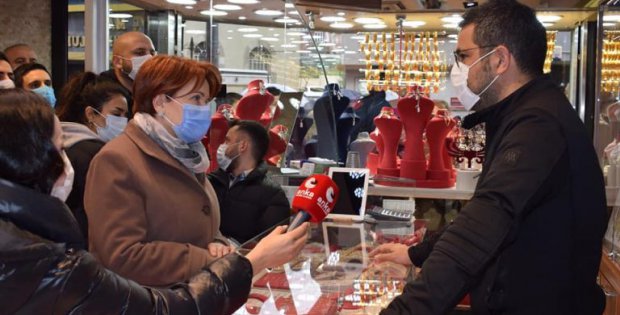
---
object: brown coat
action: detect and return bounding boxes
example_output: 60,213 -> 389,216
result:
84,122 -> 227,287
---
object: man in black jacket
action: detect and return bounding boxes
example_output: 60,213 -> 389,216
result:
209,120 -> 291,244
376,1 -> 608,314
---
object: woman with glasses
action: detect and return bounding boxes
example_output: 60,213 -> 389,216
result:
0,88 -> 309,314
84,55 -> 308,287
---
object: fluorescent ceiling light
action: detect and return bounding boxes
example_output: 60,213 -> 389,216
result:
297,50 -> 311,53
213,4 -> 242,10
291,40 -> 308,44
441,15 -> 463,24
337,12 -> 345,16
260,37 -> 279,41
320,16 -> 346,22
227,37 -> 233,39
285,3 -> 294,8
403,20 -> 426,28
239,16 -> 247,20
320,42 -> 336,47
288,10 -> 300,15
274,17 -> 300,24
604,15 -> 620,22
237,27 -> 258,32
443,23 -> 459,29
537,15 -> 561,23
330,22 -> 354,29
186,29 -> 206,34
243,33 -> 263,38
227,0 -> 258,3
354,17 -> 383,24
255,9 -> 283,16
109,13 -> 133,18
604,22 -> 616,27
363,23 -> 387,29
185,6 -> 193,9
541,22 -> 553,27
166,0 -> 196,4
281,44 -> 296,48
200,9 -> 227,16
344,50 -> 357,54
350,35 -> 365,40
287,31 -> 305,36
447,34 -> 458,39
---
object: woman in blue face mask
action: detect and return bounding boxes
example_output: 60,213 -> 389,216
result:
84,55 -> 301,287
13,63 -> 57,107
55,72 -> 129,241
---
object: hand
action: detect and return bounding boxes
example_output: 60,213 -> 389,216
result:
208,242 -> 233,258
369,243 -> 412,266
245,223 -> 309,275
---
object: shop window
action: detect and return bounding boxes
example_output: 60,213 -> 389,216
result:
249,46 -> 272,71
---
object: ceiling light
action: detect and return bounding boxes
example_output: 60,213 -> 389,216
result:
227,29 -> 233,32
354,17 -> 383,24
303,34 -> 313,39
213,4 -> 242,10
542,22 -> 553,27
441,15 -> 463,24
109,13 -> 133,18
185,29 -> 206,34
255,9 -> 283,16
291,40 -> 308,44
239,16 -> 247,20
447,34 -> 458,39
243,33 -> 263,38
281,44 -> 296,48
274,17 -> 300,24
332,48 -> 345,53
260,37 -> 279,41
363,23 -> 387,29
337,12 -> 345,16
166,0 -> 196,4
185,6 -> 193,9
604,15 -> 620,22
200,9 -> 227,16
604,22 -> 616,27
537,15 -> 561,23
227,0 -> 258,3
238,27 -> 258,32
345,50 -> 357,54
320,16 -> 346,22
403,20 -> 426,28
443,23 -> 459,29
287,31 -> 305,36
330,22 -> 354,29
350,35 -> 365,40
285,3 -> 294,8
288,10 -> 300,15
297,50 -> 311,53
320,42 -> 336,46
227,37 -> 233,39
274,33 -> 280,36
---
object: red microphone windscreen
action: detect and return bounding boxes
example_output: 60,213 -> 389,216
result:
292,174 -> 340,222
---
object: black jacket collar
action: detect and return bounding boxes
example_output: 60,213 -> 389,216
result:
210,162 -> 268,186
462,75 -> 553,130
0,179 -> 85,249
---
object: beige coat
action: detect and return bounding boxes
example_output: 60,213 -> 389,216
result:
84,122 -> 227,286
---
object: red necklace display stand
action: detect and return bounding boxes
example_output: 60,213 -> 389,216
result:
374,107 -> 402,177
397,92 -> 434,180
366,128 -> 383,175
236,79 -> 274,121
424,109 -> 456,187
205,104 -> 235,172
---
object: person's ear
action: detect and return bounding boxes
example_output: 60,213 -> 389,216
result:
84,106 -> 98,123
111,55 -> 123,70
152,94 -> 167,115
494,45 -> 510,75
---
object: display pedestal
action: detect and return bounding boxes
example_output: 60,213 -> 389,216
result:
398,95 -> 434,180
374,107 -> 402,177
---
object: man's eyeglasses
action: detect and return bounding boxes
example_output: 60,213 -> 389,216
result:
453,45 -> 496,68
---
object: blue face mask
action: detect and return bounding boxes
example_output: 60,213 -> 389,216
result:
163,95 -> 213,143
32,85 -> 57,108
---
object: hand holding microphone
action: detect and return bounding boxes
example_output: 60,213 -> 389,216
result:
288,174 -> 340,232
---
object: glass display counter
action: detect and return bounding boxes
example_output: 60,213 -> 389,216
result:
233,219 -> 423,315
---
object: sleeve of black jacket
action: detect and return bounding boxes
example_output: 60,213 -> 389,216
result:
56,250 -> 253,315
407,224 -> 450,267
381,109 -> 566,314
259,187 -> 291,231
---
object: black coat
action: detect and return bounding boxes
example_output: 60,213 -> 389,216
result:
382,75 -> 607,315
208,163 -> 290,244
0,178 -> 252,315
65,139 -> 104,241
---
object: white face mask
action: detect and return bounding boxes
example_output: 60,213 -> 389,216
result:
51,150 -> 75,202
0,79 -> 15,89
217,142 -> 240,171
450,48 -> 499,111
92,107 -> 128,142
123,54 -> 152,80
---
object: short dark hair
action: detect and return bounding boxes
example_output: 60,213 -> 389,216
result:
266,86 -> 281,96
0,89 -> 64,194
0,52 -> 8,64
216,92 -> 242,106
459,0 -> 547,77
56,72 -> 128,123
230,120 -> 270,162
13,63 -> 50,89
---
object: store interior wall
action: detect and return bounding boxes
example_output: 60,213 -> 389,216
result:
0,0 -> 52,70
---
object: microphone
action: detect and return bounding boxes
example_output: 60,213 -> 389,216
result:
287,174 -> 340,232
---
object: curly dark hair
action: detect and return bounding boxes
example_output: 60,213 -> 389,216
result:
0,89 -> 64,193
